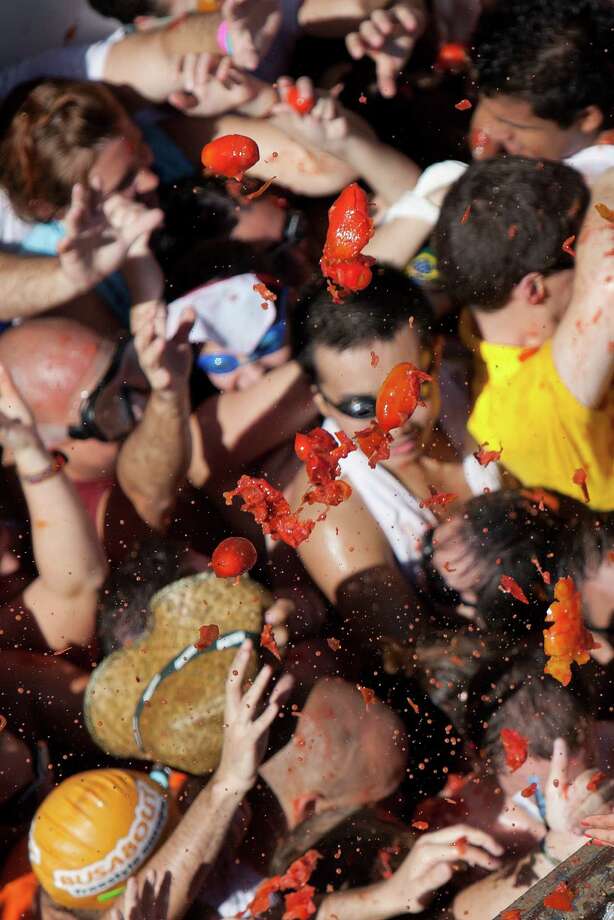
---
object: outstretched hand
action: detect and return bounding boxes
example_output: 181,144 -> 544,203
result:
545,739 -> 614,842
224,0 -> 282,71
387,825 -> 503,913
132,302 -> 194,397
109,871 -> 172,920
168,54 -> 262,116
346,3 -> 424,98
58,184 -> 163,297
216,640 -> 293,794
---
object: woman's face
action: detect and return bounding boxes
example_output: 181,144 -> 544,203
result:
416,515 -> 482,618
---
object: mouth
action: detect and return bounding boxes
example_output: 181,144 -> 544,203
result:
388,426 -> 422,457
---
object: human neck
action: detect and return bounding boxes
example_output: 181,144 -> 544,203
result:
259,754 -> 309,831
471,303 -> 536,348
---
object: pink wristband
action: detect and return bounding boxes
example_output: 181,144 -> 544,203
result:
216,20 -> 233,55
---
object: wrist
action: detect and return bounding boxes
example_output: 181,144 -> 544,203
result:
150,384 -> 191,411
14,438 -> 51,473
210,769 -> 252,802
545,830 -> 584,863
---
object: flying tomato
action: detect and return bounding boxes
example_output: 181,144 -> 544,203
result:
211,536 -> 257,578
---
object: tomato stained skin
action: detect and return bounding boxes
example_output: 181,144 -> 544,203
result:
375,362 -> 432,433
211,536 -> 257,577
201,134 -> 260,179
287,86 -> 315,115
500,728 -> 528,772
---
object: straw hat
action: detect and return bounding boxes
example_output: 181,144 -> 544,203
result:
85,573 -> 268,774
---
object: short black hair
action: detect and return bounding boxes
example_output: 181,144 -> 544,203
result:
96,538 -> 196,655
87,0 -> 160,21
457,489 -> 610,640
291,265 -> 434,381
433,157 -> 589,310
473,0 -> 614,128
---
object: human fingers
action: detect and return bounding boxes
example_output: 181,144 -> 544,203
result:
450,843 -> 501,872
359,17 -> 387,50
393,3 -> 421,33
548,737 -> 569,795
371,8 -> 395,35
264,598 -> 294,626
346,31 -> 366,60
375,56 -> 399,99
582,809 -> 614,829
268,671 -> 294,708
295,75 -> 314,101
422,825 -> 504,857
225,640 -> 253,716
172,307 -> 196,346
240,662 -> 274,713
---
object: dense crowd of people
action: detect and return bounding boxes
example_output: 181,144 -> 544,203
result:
0,1 -> 612,918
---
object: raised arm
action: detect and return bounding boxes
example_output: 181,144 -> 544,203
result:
317,826 -> 502,920
0,364 -> 108,650
102,0 -> 281,102
104,642 -> 293,920
552,168 -> 614,408
0,185 -> 162,322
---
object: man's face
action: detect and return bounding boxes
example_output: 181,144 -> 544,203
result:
312,325 -> 438,471
89,111 -> 158,202
470,95 -> 597,161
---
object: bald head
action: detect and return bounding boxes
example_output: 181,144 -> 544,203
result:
0,318 -> 109,425
261,679 -> 408,824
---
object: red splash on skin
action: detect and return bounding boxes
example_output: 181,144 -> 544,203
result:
544,577 -> 597,686
518,346 -> 540,362
592,308 -> 603,324
443,562 -> 456,573
296,427 -> 356,509
370,351 -> 379,367
460,205 -> 471,224
201,134 -> 260,180
499,575 -> 529,604
562,235 -> 576,257
455,99 -> 472,111
572,467 -> 590,503
473,443 -> 502,466
454,835 -> 468,855
358,685 -> 376,707
543,882 -> 575,911
260,624 -> 281,661
521,783 -> 537,798
500,728 -> 528,772
586,771 -> 607,792
195,624 -> 219,651
211,537 -> 257,578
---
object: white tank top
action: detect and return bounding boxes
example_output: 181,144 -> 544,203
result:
322,418 -> 500,568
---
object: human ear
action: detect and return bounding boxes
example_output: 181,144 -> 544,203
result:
577,105 -> 603,136
517,272 -> 546,306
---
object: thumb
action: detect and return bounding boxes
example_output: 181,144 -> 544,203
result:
173,307 -> 196,346
548,737 -> 569,796
376,59 -> 398,99
168,90 -> 199,111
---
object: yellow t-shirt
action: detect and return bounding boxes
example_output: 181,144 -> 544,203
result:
467,334 -> 614,511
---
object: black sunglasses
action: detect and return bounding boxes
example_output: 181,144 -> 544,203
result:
319,348 -> 435,420
68,338 -> 138,443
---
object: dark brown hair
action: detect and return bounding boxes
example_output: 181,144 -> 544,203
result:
0,80 -> 121,221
